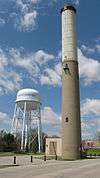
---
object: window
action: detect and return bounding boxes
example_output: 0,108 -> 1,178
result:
65,117 -> 68,122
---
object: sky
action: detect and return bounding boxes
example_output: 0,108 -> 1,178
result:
0,0 -> 100,140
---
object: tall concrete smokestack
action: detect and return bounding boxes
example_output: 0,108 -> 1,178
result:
61,5 -> 81,160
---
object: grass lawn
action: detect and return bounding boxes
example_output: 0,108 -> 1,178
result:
0,152 -> 44,157
87,149 -> 100,155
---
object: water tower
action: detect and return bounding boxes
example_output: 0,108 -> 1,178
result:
11,88 -> 42,152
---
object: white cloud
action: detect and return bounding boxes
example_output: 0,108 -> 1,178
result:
0,112 -> 11,131
9,48 -> 55,80
0,87 -> 4,96
18,11 -> 38,32
0,70 -> 22,94
0,112 -> 8,122
40,47 -> 100,87
16,0 -> 28,14
40,64 -> 61,86
74,0 -> 80,5
55,62 -> 62,76
81,45 -> 95,54
0,49 -> 8,69
4,46 -> 100,90
81,120 -> 94,139
41,106 -> 61,137
51,0 -> 80,6
81,118 -> 100,140
41,107 -> 60,127
95,44 -> 100,53
33,50 -> 54,65
1,45 -> 100,94
57,51 -> 61,60
0,48 -> 22,94
31,0 -> 40,4
78,48 -> 100,85
81,44 -> 100,54
95,37 -> 100,43
9,48 -> 39,76
0,17 -> 5,26
0,47 -> 57,94
81,99 -> 100,116
13,0 -> 40,32
81,98 -> 100,139
39,50 -> 61,86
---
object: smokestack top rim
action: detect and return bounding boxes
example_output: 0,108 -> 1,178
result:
61,5 -> 76,14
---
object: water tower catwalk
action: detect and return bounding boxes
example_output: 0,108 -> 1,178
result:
61,6 -> 81,160
11,89 -> 42,152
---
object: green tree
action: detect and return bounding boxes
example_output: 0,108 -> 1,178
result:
3,133 -> 16,151
0,131 -> 19,152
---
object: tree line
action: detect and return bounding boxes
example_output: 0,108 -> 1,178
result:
0,130 -> 48,153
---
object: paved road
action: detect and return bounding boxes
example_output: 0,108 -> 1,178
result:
0,156 -> 44,166
0,158 -> 100,178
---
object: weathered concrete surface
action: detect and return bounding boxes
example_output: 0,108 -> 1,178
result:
61,6 -> 81,160
0,157 -> 100,178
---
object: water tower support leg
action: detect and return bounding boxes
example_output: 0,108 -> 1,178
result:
15,106 -> 20,134
11,103 -> 17,134
21,102 -> 26,151
38,118 -> 41,153
25,124 -> 28,150
38,106 -> 42,153
28,112 -> 31,151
